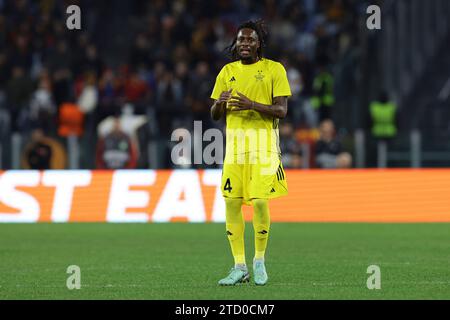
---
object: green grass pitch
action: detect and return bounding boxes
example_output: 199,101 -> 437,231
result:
0,223 -> 449,299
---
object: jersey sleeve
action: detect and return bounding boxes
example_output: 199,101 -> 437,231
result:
210,67 -> 227,100
272,62 -> 292,98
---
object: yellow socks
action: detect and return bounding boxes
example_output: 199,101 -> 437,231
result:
224,198 -> 271,265
252,199 -> 270,260
224,198 -> 246,265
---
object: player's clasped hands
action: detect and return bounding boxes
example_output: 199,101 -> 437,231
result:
228,91 -> 253,111
217,89 -> 233,104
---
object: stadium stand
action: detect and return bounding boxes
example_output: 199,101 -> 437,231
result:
0,0 -> 449,169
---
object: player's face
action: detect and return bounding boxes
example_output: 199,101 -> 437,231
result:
236,28 -> 259,62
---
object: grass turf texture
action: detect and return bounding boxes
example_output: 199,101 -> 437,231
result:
0,223 -> 449,299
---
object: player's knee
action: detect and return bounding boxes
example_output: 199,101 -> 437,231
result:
225,198 -> 243,222
225,198 -> 242,210
252,199 -> 268,214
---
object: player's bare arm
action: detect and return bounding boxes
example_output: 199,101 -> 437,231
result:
228,92 -> 288,119
211,89 -> 233,121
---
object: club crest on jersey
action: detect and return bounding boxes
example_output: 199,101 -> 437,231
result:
254,70 -> 265,81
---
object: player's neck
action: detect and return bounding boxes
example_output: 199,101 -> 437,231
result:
240,57 -> 260,65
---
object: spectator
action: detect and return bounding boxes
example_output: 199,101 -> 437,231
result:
279,122 -> 302,168
156,69 -> 183,107
369,91 -> 398,142
95,117 -> 138,169
77,71 -> 99,115
75,71 -> 100,167
29,70 -> 56,134
97,68 -> 122,123
124,69 -> 151,111
77,71 -> 99,136
187,61 -> 213,124
6,66 -> 34,132
310,56 -> 335,123
315,119 -> 352,169
280,56 -> 303,124
0,51 -> 10,90
367,91 -> 398,168
0,106 -> 10,141
130,33 -> 151,68
47,41 -> 73,107
10,34 -> 32,71
156,68 -> 185,134
174,61 -> 190,92
80,44 -> 103,78
72,33 -> 91,77
21,128 -> 67,169
58,101 -> 85,137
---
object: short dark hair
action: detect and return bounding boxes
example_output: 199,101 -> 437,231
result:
225,19 -> 268,61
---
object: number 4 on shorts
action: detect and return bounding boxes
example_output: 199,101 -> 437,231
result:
224,178 -> 232,193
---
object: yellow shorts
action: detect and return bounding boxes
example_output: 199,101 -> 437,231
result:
221,152 -> 288,205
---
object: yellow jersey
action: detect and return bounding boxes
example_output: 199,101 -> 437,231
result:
211,58 -> 291,155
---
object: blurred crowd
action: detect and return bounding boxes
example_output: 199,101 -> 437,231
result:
0,0 -> 366,170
